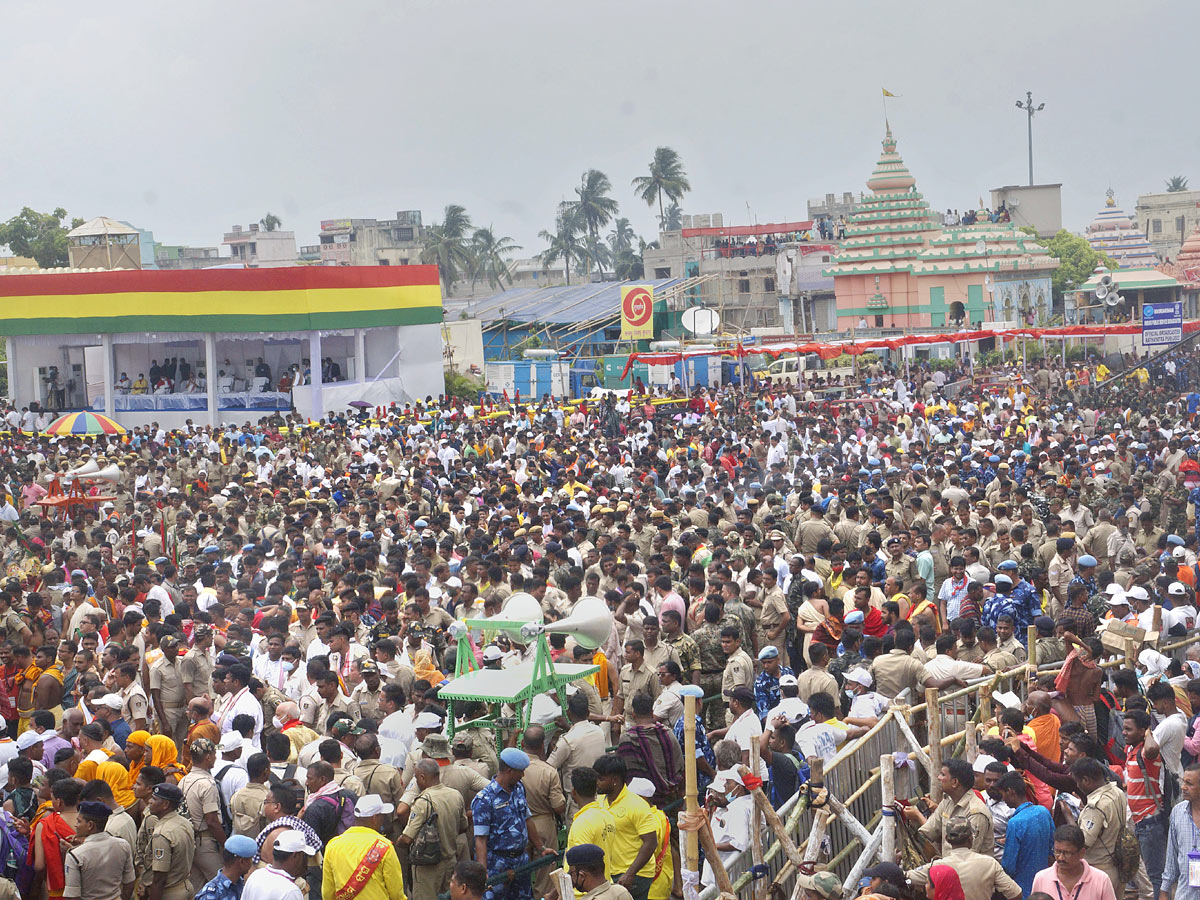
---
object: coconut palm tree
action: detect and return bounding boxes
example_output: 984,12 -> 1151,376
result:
538,205 -> 586,285
607,218 -> 635,258
1166,175 -> 1190,192
569,170 -> 619,272
612,248 -> 644,281
663,203 -> 683,232
420,204 -> 473,294
469,227 -> 521,291
260,213 -> 282,232
585,236 -> 612,279
631,147 -> 692,229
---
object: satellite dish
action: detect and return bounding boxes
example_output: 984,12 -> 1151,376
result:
1007,197 -> 1021,208
681,306 -> 720,336
975,240 -> 987,255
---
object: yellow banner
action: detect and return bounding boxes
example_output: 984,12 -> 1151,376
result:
620,285 -> 654,341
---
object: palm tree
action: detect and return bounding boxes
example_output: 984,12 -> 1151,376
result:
613,248 -> 644,281
585,235 -> 612,279
663,203 -> 683,232
469,227 -> 521,291
1166,175 -> 1190,192
631,147 -> 692,229
569,170 -> 619,273
260,213 -> 282,232
607,218 -> 635,258
420,204 -> 473,294
538,205 -> 586,285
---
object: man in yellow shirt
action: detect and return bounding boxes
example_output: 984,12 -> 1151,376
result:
565,767 -> 616,880
594,756 -> 658,900
626,779 -> 673,900
322,794 -> 407,900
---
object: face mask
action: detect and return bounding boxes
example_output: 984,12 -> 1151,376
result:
271,716 -> 284,729
281,660 -> 295,673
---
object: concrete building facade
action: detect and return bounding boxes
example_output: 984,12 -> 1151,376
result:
318,211 -> 426,266
223,224 -> 297,267
1136,189 -> 1200,262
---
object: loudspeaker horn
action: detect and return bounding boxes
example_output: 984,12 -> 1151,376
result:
69,459 -> 100,477
86,464 -> 121,484
526,595 -> 612,650
497,592 -> 544,642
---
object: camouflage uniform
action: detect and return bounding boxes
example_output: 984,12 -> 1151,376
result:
692,622 -> 726,732
471,779 -> 532,900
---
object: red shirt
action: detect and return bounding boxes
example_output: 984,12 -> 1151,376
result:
1123,741 -> 1162,823
860,606 -> 887,638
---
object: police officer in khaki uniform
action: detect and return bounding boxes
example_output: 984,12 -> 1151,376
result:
63,801 -> 136,900
565,843 -> 632,900
148,783 -> 195,900
351,733 -> 406,840
518,727 -> 567,900
149,635 -> 187,743
400,759 -> 468,900
180,624 -> 215,702
178,738 -> 224,889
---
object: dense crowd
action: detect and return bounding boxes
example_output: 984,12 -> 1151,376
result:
0,339 -> 1199,900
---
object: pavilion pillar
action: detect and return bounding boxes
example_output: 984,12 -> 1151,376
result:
5,339 -> 16,410
204,333 -> 218,428
354,328 -> 366,382
308,331 -> 323,421
101,333 -> 115,419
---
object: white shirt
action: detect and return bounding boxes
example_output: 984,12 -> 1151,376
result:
253,655 -> 289,691
217,687 -> 263,750
1153,711 -> 1189,777
726,709 -> 768,780
216,757 -> 249,805
794,721 -> 846,764
243,865 -> 305,900
703,793 -> 754,887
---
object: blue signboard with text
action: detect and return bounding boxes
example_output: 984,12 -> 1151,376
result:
1142,300 -> 1183,346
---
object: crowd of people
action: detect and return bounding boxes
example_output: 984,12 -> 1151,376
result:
0,339 -> 1197,900
115,356 -> 349,398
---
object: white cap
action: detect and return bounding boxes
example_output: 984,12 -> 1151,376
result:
1104,583 -> 1125,597
628,777 -> 656,799
1127,585 -> 1150,603
1107,593 -> 1130,607
97,694 -> 123,711
219,732 -> 244,753
778,673 -> 799,687
1173,546 -> 1188,559
354,794 -> 395,817
844,667 -> 872,688
972,754 -> 999,773
15,731 -> 43,750
481,645 -> 503,662
1169,581 -> 1188,597
413,712 -> 443,731
273,829 -> 317,856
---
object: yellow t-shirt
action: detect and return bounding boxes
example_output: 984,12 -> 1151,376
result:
647,807 -> 673,900
600,787 -> 659,878
566,801 -> 617,882
321,826 -> 407,900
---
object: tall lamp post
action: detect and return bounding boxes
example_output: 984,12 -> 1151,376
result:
1015,91 -> 1045,186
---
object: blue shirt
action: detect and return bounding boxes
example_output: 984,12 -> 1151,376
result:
195,870 -> 242,900
109,717 -> 132,749
1162,798 -> 1200,900
674,714 -> 716,796
471,779 -> 529,852
1001,801 -> 1055,897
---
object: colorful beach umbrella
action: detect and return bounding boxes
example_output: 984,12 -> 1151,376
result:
43,412 -> 126,436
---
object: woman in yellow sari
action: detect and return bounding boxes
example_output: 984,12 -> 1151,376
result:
125,732 -> 186,784
97,760 -> 137,811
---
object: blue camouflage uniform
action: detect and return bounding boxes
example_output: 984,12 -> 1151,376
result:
754,666 -> 795,721
472,779 -> 532,900
674,713 -> 717,796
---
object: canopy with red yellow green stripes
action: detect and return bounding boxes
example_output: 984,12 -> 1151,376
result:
0,266 -> 442,335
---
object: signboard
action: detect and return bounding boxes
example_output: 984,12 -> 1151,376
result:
1142,300 -> 1183,346
620,285 -> 654,340
320,219 -> 352,232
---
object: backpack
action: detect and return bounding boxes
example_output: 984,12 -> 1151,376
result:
317,792 -> 357,837
268,764 -> 298,787
215,765 -> 237,837
1112,815 -> 1143,885
0,811 -> 31,896
1098,690 -> 1126,765
408,796 -> 444,866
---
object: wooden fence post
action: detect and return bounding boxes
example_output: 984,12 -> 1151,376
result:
749,741 -> 764,890
925,687 -> 943,803
880,753 -> 896,864
684,694 -> 699,876
1027,624 -> 1038,675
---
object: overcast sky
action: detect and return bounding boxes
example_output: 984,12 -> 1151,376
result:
3,0 -> 1198,259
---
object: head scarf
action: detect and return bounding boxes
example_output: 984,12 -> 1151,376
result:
147,733 -> 185,782
97,760 -> 136,809
125,730 -> 151,781
928,865 -> 965,900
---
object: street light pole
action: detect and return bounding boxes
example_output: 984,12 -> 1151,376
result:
1015,91 -> 1045,186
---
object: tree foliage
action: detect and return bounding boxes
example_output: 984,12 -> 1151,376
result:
1036,229 -> 1118,301
0,207 -> 84,268
468,227 -> 521,291
538,204 -> 587,285
631,147 -> 691,229
1165,175 -> 1189,193
420,204 -> 474,293
260,213 -> 282,232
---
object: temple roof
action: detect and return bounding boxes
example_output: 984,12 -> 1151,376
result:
866,124 -> 916,193
1085,191 -> 1158,267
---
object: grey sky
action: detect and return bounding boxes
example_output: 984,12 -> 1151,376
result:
3,0 -> 1197,259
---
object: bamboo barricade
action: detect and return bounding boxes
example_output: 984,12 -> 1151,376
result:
695,626 -> 1200,900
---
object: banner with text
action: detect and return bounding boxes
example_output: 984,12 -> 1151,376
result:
620,285 -> 654,340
